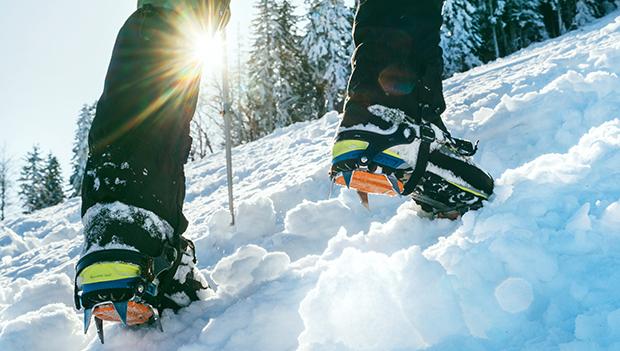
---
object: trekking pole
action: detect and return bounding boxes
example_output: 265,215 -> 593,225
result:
221,30 -> 235,225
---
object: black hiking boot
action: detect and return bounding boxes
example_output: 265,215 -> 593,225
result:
74,202 -> 209,343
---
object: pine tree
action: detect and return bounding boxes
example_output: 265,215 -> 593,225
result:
503,0 -> 547,52
273,0 -> 320,125
573,0 -> 599,26
69,102 -> 96,197
18,145 -> 44,213
245,0 -> 321,138
442,0 -> 483,77
472,0 -> 617,66
191,77 -> 221,160
302,0 -> 353,114
544,0 -> 568,36
0,147 -> 10,221
231,25 -> 251,145
271,0 -> 295,128
247,0 -> 278,138
602,1 -> 618,15
475,0 -> 508,61
41,154 -> 64,208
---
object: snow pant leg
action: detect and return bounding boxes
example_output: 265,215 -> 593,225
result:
81,5 -> 201,243
342,0 -> 445,129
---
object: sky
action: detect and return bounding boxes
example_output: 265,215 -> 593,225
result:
0,0 -> 322,215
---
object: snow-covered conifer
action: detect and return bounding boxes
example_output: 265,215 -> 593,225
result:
504,0 -> 547,51
0,147 -> 10,221
18,145 -> 44,213
480,0 -> 504,60
231,27 -> 251,145
247,0 -> 278,137
273,0 -> 319,125
442,0 -> 483,77
573,0 -> 600,26
544,0 -> 567,36
41,154 -> 64,208
69,102 -> 96,197
302,0 -> 353,114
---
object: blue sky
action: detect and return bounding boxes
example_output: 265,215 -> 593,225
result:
0,0 -> 350,215
0,1 -> 132,167
0,0 -> 258,172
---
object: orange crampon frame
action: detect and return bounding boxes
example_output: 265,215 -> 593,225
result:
92,301 -> 153,326
334,170 -> 403,195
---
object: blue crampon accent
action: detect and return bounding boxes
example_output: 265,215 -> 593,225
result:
81,278 -> 139,294
332,150 -> 365,165
372,153 -> 408,169
333,150 -> 407,170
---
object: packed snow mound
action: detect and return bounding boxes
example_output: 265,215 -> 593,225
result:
2,12 -> 620,351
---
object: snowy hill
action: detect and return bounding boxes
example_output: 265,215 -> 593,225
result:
2,12 -> 620,351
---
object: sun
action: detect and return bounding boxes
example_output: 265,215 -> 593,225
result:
189,31 -> 224,74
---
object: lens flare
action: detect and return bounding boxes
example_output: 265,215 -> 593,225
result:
94,7 -> 225,149
189,32 -> 224,73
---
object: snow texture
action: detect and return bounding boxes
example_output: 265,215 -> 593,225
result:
1,11 -> 620,351
82,201 -> 174,254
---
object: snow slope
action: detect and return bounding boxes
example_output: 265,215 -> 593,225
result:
2,12 -> 620,351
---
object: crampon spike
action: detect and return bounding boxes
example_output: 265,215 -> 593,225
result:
357,191 -> 370,209
113,301 -> 129,326
342,171 -> 353,189
83,308 -> 92,334
328,179 -> 335,199
387,175 -> 402,195
152,309 -> 164,332
95,317 -> 104,344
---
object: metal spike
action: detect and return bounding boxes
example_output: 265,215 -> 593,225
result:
83,308 -> 92,334
357,191 -> 370,209
152,309 -> 164,332
113,301 -> 128,326
343,171 -> 353,189
328,179 -> 335,199
95,317 -> 105,344
387,175 -> 402,195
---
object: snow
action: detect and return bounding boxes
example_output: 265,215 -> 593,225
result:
0,304 -> 88,351
211,244 -> 291,296
494,277 -> 534,314
83,201 -> 175,248
1,11 -> 620,351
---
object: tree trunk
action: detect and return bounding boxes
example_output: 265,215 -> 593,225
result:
488,0 -> 500,59
557,2 -> 565,35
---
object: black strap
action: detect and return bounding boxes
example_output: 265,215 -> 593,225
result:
401,124 -> 434,196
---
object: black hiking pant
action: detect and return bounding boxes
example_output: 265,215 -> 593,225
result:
81,6 -> 199,238
81,0 -> 446,242
342,0 -> 446,130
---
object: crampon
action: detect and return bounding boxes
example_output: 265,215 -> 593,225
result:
330,123 -> 493,219
74,246 -> 178,343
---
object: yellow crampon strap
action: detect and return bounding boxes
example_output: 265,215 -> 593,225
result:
332,140 -> 369,158
446,180 -> 489,199
77,262 -> 142,286
332,140 -> 403,160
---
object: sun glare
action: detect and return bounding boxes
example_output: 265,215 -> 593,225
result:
189,32 -> 224,74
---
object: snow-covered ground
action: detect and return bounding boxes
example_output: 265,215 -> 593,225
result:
2,12 -> 620,351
